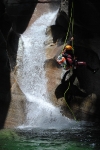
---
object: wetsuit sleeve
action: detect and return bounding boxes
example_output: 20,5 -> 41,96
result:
62,53 -> 68,57
67,39 -> 72,45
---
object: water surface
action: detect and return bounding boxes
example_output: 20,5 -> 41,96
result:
0,122 -> 100,150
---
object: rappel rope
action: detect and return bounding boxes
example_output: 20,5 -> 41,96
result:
71,2 -> 74,49
62,1 -> 74,53
62,1 -> 77,121
64,82 -> 77,121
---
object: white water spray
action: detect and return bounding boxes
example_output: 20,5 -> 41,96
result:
16,8 -> 77,129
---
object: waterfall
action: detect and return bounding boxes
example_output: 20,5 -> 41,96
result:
16,7 -> 77,129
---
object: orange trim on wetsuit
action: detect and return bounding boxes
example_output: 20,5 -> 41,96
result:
57,57 -> 66,64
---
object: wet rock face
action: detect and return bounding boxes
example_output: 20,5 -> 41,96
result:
74,0 -> 100,33
73,0 -> 100,120
4,81 -> 26,128
49,0 -> 100,121
5,0 -> 38,34
0,0 -> 100,128
52,0 -> 100,98
73,0 -> 100,121
1,0 -> 62,128
0,0 -> 38,129
0,30 -> 11,129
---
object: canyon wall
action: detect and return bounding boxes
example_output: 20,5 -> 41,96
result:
0,0 -> 100,128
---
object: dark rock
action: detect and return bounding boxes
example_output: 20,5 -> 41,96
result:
0,0 -> 38,129
5,0 -> 38,34
7,28 -> 20,70
0,30 -> 11,129
52,0 -> 100,121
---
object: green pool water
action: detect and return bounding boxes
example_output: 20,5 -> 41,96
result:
0,122 -> 100,150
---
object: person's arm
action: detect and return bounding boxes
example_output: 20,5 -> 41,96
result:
67,37 -> 74,45
62,52 -> 68,57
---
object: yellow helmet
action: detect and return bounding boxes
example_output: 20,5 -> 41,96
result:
65,45 -> 72,50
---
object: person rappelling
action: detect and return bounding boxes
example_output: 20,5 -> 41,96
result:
56,37 -> 87,71
55,0 -> 100,121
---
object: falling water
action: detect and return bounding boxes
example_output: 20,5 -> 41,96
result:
16,7 -> 78,129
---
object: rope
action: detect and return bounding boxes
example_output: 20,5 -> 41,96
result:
71,2 -> 74,49
64,81 -> 77,121
59,1 -> 76,120
62,1 -> 74,53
